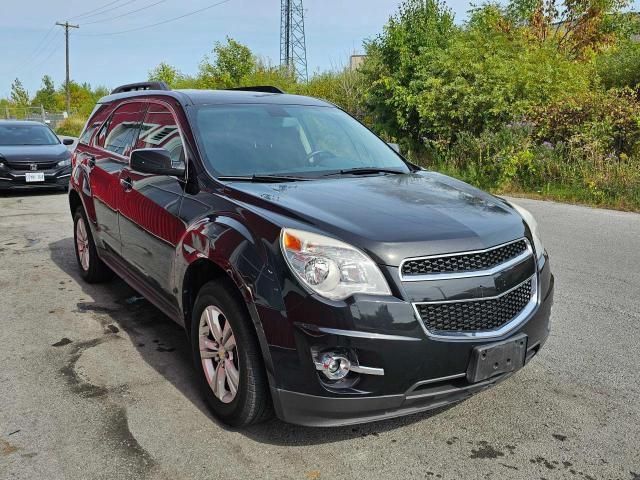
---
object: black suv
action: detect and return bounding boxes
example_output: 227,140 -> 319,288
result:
69,82 -> 554,427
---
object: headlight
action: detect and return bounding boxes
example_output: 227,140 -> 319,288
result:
57,158 -> 71,167
281,228 -> 391,301
510,202 -> 545,261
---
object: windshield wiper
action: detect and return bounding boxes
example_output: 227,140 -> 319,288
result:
322,167 -> 406,177
217,174 -> 309,183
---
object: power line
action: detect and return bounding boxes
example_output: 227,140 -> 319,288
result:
13,30 -> 64,77
18,33 -> 65,80
35,38 -> 64,71
67,0 -> 134,21
25,25 -> 57,63
82,0 -> 166,25
0,24 -> 56,75
79,0 -> 232,36
71,0 -> 138,22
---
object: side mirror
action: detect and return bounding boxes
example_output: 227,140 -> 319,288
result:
130,148 -> 185,177
387,142 -> 401,154
62,138 -> 75,146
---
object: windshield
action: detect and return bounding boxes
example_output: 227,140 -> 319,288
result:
0,124 -> 60,146
193,104 -> 410,177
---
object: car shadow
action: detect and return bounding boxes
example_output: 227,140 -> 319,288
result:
1,188 -> 67,198
48,236 -> 458,446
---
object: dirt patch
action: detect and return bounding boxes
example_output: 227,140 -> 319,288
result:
1,438 -> 19,455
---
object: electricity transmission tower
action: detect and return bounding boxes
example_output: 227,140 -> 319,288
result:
280,0 -> 308,81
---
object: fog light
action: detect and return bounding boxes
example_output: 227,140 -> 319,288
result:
318,352 -> 351,380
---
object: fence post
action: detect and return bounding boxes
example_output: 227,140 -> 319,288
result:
40,104 -> 46,123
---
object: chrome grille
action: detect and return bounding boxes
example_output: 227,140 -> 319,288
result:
414,279 -> 533,334
401,239 -> 528,277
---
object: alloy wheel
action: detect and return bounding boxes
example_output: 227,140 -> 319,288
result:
198,305 -> 240,404
76,217 -> 90,271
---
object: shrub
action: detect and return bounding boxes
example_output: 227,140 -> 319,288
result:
362,1 -> 596,149
596,41 -> 640,89
56,115 -> 86,137
528,88 -> 640,156
423,125 -> 537,188
419,127 -> 640,210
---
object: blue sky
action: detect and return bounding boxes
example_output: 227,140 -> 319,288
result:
1,0 -> 638,99
0,0 -> 473,98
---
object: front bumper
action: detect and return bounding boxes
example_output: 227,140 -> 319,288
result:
0,167 -> 71,190
274,371 -> 517,427
268,258 -> 554,427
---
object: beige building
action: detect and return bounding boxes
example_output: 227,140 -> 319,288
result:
350,54 -> 367,71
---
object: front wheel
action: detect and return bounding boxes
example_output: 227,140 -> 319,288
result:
190,280 -> 273,427
73,208 -> 112,283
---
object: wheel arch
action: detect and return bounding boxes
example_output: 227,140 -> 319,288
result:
180,256 -> 278,390
181,258 -> 232,332
68,188 -> 82,216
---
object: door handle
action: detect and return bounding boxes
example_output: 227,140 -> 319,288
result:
120,177 -> 133,191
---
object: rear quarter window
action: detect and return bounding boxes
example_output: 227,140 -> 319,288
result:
94,101 -> 147,157
79,104 -> 111,146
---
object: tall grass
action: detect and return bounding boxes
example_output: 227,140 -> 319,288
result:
414,126 -> 640,211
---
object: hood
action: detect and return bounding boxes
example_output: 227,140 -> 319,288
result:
227,171 -> 527,266
0,144 -> 70,163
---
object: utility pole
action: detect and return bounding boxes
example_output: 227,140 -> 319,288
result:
55,21 -> 79,115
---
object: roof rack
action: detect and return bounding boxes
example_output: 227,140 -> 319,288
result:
111,81 -> 171,94
226,86 -> 284,94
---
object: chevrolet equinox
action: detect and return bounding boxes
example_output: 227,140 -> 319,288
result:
69,82 -> 554,427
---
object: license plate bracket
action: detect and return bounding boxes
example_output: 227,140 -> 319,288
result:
25,172 -> 45,182
467,333 -> 527,383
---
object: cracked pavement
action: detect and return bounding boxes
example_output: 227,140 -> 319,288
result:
0,192 -> 639,479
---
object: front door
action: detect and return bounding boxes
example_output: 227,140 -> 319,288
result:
118,100 -> 188,304
88,101 -> 146,254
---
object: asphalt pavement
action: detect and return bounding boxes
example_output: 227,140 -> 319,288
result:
1,192 -> 639,480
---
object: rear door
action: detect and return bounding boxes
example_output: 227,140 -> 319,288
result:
118,100 -> 188,304
87,101 -> 146,254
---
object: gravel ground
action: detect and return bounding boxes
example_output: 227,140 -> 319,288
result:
0,191 -> 639,480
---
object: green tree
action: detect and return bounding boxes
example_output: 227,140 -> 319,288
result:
410,18 -> 593,143
32,75 -> 57,111
148,62 -> 185,88
361,0 -> 457,147
54,81 -> 108,117
199,37 -> 255,87
505,0 -> 631,58
10,78 -> 30,108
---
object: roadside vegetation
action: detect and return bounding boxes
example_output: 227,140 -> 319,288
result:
2,0 -> 638,210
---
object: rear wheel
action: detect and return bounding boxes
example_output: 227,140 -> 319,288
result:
190,280 -> 273,427
73,208 -> 112,283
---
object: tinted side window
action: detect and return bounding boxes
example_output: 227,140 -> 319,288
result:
80,104 -> 108,145
136,103 -> 185,168
96,102 -> 146,157
79,125 -> 97,145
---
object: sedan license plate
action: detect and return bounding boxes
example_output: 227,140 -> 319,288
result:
25,172 -> 45,182
467,334 -> 527,383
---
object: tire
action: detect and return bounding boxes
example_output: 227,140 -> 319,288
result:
190,280 -> 273,427
73,207 -> 113,283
